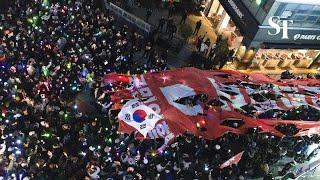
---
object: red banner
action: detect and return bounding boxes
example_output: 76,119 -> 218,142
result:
107,68 -> 320,140
220,151 -> 244,169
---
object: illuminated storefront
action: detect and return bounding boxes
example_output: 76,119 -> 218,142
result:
203,0 -> 320,71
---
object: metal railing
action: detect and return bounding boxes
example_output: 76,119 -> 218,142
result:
104,1 -> 152,34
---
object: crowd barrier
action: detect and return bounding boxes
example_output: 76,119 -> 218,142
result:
104,1 -> 152,34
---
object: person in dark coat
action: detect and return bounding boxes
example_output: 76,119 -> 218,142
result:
168,24 -> 177,40
193,20 -> 202,35
180,10 -> 188,24
158,16 -> 166,32
146,9 -> 152,23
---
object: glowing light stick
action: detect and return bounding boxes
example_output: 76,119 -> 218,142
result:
41,132 -> 51,138
66,62 -> 72,69
42,67 -> 49,77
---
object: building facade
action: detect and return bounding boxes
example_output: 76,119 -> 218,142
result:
203,0 -> 320,70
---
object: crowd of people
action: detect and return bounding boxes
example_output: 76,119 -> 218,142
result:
190,33 -> 235,70
0,0 -> 320,180
281,70 -> 320,80
0,0 -> 168,179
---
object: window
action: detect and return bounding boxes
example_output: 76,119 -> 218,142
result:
272,3 -> 320,28
311,5 -> 320,14
262,0 -> 275,12
281,11 -> 293,18
306,16 -> 318,23
284,3 -> 298,12
296,4 -> 313,14
242,0 -> 254,9
241,0 -> 274,23
274,3 -> 286,17
293,14 -> 306,21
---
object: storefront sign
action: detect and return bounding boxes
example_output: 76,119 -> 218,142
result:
293,34 -> 320,41
227,0 -> 244,19
267,16 -> 320,43
268,16 -> 293,39
255,27 -> 320,49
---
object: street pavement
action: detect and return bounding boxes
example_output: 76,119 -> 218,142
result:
127,5 -> 218,68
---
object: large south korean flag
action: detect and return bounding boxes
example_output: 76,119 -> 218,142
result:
118,99 -> 162,137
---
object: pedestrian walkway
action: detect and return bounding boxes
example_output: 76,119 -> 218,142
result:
168,45 -> 193,68
187,14 -> 217,45
129,7 -> 218,46
128,5 -> 219,67
126,5 -> 318,76
105,2 -> 152,34
127,7 -> 169,27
